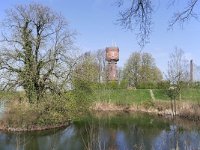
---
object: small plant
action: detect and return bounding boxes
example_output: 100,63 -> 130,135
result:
167,86 -> 179,100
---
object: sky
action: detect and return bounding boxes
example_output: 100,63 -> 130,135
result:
0,0 -> 200,77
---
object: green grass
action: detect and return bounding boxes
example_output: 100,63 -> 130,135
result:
93,88 -> 200,105
153,89 -> 170,101
153,88 -> 200,102
181,88 -> 200,102
93,89 -> 151,105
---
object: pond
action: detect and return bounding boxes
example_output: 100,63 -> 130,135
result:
0,112 -> 200,150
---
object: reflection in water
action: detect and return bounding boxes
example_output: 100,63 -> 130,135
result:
0,101 -> 6,119
0,113 -> 200,150
153,125 -> 200,150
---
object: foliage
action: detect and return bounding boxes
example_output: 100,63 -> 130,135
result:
2,97 -> 68,128
157,81 -> 170,89
1,90 -> 93,128
123,51 -> 162,88
167,87 -> 179,100
105,81 -> 119,89
73,52 -> 99,83
0,3 -> 76,103
137,81 -> 157,89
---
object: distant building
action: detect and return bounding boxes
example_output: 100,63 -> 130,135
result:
105,47 -> 119,81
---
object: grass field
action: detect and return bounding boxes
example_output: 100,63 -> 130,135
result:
152,89 -> 170,100
181,88 -> 200,102
93,89 -> 151,105
153,88 -> 200,102
1,88 -> 200,104
93,88 -> 200,105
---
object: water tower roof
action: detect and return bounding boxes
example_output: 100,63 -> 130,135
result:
105,47 -> 119,61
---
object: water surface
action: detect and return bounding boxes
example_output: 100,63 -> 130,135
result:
0,112 -> 200,150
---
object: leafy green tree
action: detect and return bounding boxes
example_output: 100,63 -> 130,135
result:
123,52 -> 141,87
123,52 -> 162,88
0,3 -> 76,103
73,52 -> 99,84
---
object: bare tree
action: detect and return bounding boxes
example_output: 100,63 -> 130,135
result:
0,3 -> 76,103
116,0 -> 200,47
167,48 -> 189,87
95,49 -> 106,83
167,48 -> 189,116
169,0 -> 199,27
116,0 -> 152,47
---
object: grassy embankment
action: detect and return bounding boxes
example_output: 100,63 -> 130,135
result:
93,89 -> 151,105
93,88 -> 200,104
92,88 -> 200,120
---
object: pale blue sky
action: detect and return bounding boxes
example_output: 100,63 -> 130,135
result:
0,0 -> 200,75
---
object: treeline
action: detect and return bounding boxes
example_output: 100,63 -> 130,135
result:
73,47 -> 197,91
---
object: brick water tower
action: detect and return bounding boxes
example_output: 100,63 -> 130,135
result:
106,47 -> 119,81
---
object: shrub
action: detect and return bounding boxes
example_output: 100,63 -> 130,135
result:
137,82 -> 157,89
157,81 -> 170,89
105,81 -> 119,89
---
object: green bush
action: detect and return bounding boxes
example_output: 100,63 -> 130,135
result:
157,81 -> 170,89
1,79 -> 94,129
105,81 -> 119,89
137,82 -> 157,89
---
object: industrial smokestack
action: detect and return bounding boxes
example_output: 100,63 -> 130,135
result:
190,59 -> 193,82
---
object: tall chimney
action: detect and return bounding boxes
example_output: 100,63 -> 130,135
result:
190,59 -> 193,82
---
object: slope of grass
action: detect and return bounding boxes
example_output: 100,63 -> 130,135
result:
93,89 -> 151,105
153,89 -> 170,101
93,88 -> 200,105
181,88 -> 200,102
153,88 -> 200,102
